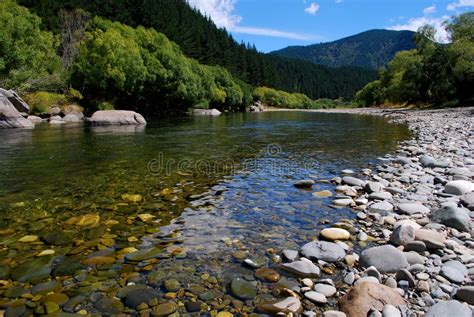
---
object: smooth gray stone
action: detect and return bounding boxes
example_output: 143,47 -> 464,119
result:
360,245 -> 408,273
431,206 -> 471,232
300,241 -> 346,263
440,260 -> 467,284
425,300 -> 471,317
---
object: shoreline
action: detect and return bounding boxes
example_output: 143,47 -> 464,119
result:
274,106 -> 473,316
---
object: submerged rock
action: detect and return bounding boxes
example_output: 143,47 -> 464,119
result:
230,278 -> 257,300
11,257 -> 52,283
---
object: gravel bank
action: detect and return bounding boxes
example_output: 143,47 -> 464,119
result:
277,107 -> 474,316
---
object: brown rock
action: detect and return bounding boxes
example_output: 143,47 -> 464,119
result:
255,268 -> 280,282
415,229 -> 446,249
339,282 -> 405,317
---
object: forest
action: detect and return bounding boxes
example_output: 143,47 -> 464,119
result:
18,0 -> 377,101
355,13 -> 474,108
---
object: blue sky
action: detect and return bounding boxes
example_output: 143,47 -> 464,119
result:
187,0 -> 474,52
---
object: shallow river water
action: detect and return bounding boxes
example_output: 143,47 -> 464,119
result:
0,111 -> 410,315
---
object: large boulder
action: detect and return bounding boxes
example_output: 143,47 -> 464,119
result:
193,108 -> 221,116
430,206 -> 471,232
0,88 -> 30,113
360,245 -> 408,273
88,110 -> 146,126
338,282 -> 405,317
0,95 -> 34,129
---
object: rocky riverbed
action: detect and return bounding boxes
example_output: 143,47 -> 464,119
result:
0,107 -> 472,316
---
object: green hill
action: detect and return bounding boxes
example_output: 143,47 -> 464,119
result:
19,0 -> 376,100
271,29 -> 416,69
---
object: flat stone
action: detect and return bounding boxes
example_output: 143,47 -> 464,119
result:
360,245 -> 408,273
320,228 -> 350,241
304,291 -> 327,304
66,214 -> 100,227
281,258 -> 320,278
323,311 -> 347,317
431,206 -> 471,232
426,300 -> 471,317
415,229 -> 446,249
314,284 -> 337,297
455,286 -> 474,305
365,182 -> 385,193
440,260 -> 467,284
369,192 -> 392,200
125,248 -> 163,262
314,190 -> 333,198
444,180 -> 474,195
230,278 -> 257,300
397,203 -> 430,215
300,241 -> 346,263
333,198 -> 354,206
368,201 -> 394,214
257,297 -> 303,315
342,176 -> 366,187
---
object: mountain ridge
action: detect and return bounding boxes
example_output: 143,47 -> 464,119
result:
270,29 -> 416,69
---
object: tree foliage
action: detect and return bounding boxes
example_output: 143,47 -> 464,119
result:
70,17 -> 249,114
356,12 -> 474,107
0,0 -> 61,90
20,0 -> 377,100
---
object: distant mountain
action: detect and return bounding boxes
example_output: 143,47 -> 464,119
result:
271,29 -> 416,69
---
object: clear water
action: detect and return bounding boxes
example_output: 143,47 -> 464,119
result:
0,111 -> 410,311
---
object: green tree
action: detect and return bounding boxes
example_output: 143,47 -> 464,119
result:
0,0 -> 61,90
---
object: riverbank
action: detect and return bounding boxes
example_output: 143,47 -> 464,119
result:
0,107 -> 471,316
270,106 -> 473,316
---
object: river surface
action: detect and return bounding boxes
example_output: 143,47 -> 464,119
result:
0,111 -> 410,314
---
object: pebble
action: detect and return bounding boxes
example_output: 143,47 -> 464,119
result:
281,258 -> 320,278
304,291 -> 327,304
320,228 -> 350,241
314,283 -> 337,297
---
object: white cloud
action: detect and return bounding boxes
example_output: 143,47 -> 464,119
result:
187,0 -> 315,40
388,16 -> 450,43
335,0 -> 343,4
447,0 -> 474,11
233,26 -> 315,41
423,5 -> 436,15
304,2 -> 320,15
